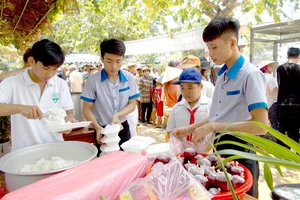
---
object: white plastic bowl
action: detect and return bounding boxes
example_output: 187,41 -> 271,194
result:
146,143 -> 170,158
101,124 -> 120,137
100,144 -> 120,153
0,141 -> 97,192
101,136 -> 120,147
121,140 -> 149,154
105,141 -> 120,147
130,136 -> 155,145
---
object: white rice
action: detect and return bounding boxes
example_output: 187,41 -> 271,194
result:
44,107 -> 67,126
19,156 -> 79,172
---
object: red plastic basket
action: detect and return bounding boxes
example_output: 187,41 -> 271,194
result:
147,154 -> 253,200
212,163 -> 253,200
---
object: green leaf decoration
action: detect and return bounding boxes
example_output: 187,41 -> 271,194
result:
264,163 -> 274,190
213,121 -> 300,191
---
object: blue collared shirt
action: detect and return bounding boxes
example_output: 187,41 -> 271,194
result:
209,55 -> 268,123
80,69 -> 140,126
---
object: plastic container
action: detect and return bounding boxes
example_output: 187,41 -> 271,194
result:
121,140 -> 149,154
101,136 -> 120,147
101,124 -> 120,137
0,141 -> 97,192
271,183 -> 300,200
211,164 -> 253,200
130,136 -> 155,145
146,143 -> 170,158
100,144 -> 120,153
146,153 -> 253,200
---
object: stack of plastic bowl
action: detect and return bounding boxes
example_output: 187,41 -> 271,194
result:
100,124 -> 121,156
146,143 -> 170,159
121,136 -> 155,155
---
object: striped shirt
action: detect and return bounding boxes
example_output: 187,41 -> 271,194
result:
209,55 -> 268,123
138,75 -> 153,103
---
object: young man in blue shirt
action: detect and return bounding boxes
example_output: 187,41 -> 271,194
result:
81,38 -> 140,156
173,17 -> 268,198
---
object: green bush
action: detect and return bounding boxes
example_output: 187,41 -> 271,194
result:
0,116 -> 11,143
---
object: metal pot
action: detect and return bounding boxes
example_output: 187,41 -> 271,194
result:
0,141 -> 97,192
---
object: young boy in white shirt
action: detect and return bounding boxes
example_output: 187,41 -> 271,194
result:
166,68 -> 213,153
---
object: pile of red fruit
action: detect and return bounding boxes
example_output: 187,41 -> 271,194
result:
153,147 -> 247,196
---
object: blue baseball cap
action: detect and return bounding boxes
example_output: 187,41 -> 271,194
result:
172,68 -> 202,85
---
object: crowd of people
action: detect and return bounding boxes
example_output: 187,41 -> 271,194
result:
0,16 -> 300,198
56,63 -> 103,93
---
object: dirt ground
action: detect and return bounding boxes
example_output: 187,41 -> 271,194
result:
137,123 -> 300,200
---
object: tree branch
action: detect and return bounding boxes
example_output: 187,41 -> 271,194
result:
202,0 -> 219,12
24,6 -> 54,40
13,0 -> 30,34
1,0 -> 5,19
203,10 -> 216,19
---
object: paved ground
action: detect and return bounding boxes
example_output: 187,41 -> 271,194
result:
137,123 -> 300,200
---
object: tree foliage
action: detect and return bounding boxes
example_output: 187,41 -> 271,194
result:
1,0 -> 299,56
45,0 -> 299,55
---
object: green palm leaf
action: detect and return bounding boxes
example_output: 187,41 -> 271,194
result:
264,163 -> 274,190
213,121 -> 300,192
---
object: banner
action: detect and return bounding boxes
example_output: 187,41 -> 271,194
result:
124,27 -> 206,55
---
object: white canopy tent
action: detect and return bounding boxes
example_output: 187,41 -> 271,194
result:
124,27 -> 206,55
64,53 -> 101,64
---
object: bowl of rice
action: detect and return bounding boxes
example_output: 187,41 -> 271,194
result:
0,141 -> 97,192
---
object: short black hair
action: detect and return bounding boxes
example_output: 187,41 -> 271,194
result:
287,47 -> 300,58
168,60 -> 174,67
31,39 -> 65,68
202,16 -> 240,43
100,38 -> 126,58
23,48 -> 31,63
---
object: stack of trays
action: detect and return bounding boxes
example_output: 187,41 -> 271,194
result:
100,124 -> 121,156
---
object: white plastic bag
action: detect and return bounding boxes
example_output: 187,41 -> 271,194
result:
120,161 -> 213,200
169,133 -> 214,155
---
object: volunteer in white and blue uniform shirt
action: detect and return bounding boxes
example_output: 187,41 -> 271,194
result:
81,38 -> 140,156
173,17 -> 268,198
0,39 -> 76,151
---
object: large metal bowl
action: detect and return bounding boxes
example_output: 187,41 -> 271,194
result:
0,141 -> 97,192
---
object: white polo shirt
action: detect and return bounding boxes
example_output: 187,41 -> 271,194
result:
80,69 -> 140,126
0,68 -> 74,151
202,80 -> 215,98
167,95 -> 212,132
209,56 -> 268,123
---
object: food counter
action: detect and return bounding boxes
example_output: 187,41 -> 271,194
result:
2,151 -> 150,200
63,127 -> 94,144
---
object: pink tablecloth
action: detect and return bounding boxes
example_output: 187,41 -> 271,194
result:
3,151 -> 150,200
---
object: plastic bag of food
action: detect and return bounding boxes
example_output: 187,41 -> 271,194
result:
169,133 -> 214,155
120,161 -> 213,200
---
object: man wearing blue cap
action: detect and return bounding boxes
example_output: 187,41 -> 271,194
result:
166,68 -> 213,153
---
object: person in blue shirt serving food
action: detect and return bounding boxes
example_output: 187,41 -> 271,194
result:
172,16 -> 268,198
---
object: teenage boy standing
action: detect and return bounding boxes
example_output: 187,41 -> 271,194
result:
173,17 -> 268,198
0,39 -> 76,151
80,38 -> 140,156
